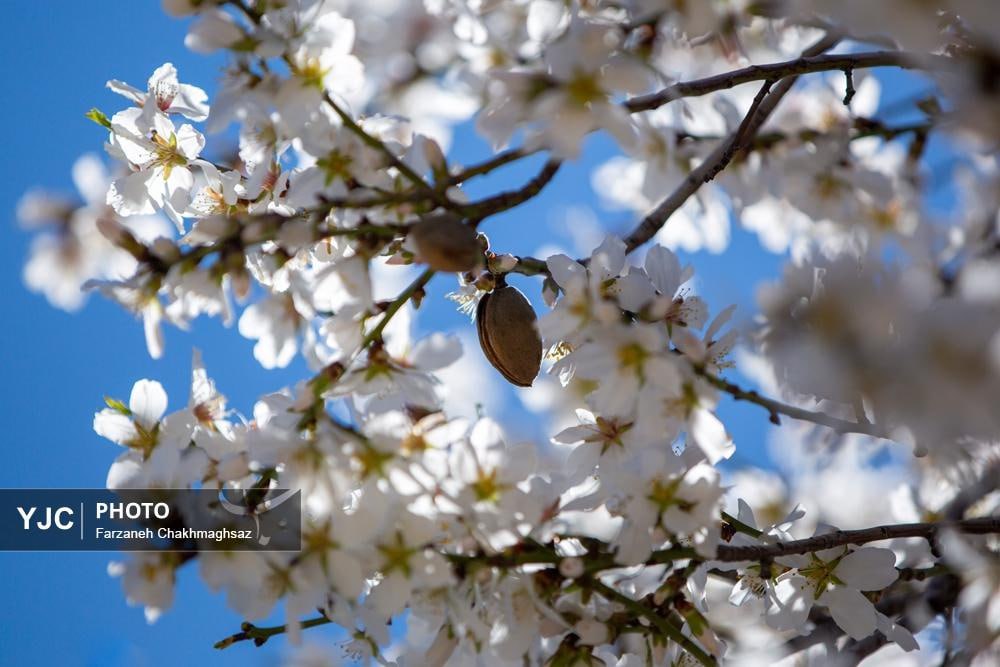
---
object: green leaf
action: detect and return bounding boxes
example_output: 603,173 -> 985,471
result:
85,108 -> 112,130
104,396 -> 131,415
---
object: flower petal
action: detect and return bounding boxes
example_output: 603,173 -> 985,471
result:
836,547 -> 898,591
820,586 -> 877,640
129,379 -> 168,429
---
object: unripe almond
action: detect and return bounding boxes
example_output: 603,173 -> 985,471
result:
477,283 -> 542,387
410,213 -> 482,273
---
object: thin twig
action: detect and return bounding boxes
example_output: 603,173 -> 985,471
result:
318,91 -> 452,210
215,615 -> 332,649
696,367 -> 891,438
458,159 -> 562,220
448,146 -> 542,184
624,51 -> 952,113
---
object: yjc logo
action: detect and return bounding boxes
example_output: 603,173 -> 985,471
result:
17,506 -> 74,530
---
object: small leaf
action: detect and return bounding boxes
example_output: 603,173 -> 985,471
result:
104,396 -> 131,415
85,108 -> 112,130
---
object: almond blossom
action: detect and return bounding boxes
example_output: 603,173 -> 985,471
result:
106,107 -> 206,228
16,1 -> 1000,664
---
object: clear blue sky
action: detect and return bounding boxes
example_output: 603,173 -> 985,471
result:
0,4 -> 941,665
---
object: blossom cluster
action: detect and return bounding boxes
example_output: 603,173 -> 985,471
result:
17,0 -> 1000,665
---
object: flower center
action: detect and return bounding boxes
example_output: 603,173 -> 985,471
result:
151,132 -> 188,179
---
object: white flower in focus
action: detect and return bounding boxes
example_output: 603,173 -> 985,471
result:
94,379 -> 168,453
611,452 -> 724,562
273,8 -> 364,132
551,408 -> 642,481
106,107 -> 206,228
335,333 -> 463,410
568,323 -> 677,416
768,544 -> 901,642
107,62 -> 209,121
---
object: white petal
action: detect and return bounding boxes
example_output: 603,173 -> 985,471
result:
107,172 -> 156,217
174,124 -> 205,160
367,572 -> 411,617
94,410 -> 138,445
106,79 -> 145,104
129,379 -> 167,429
143,304 -> 165,359
689,408 -> 735,464
836,548 -> 898,591
173,83 -> 210,121
590,236 -> 626,281
645,245 -> 682,296
766,576 -> 812,631
875,611 -> 919,651
551,424 -> 595,445
546,254 -> 586,290
820,586 -> 877,641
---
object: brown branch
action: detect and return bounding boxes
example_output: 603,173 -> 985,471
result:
622,32 -> 843,253
624,51 -> 953,114
714,517 -> 1000,561
458,159 -> 562,220
448,146 -> 542,184
696,367 -> 891,438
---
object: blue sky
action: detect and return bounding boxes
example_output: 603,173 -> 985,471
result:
0,4 -> 944,665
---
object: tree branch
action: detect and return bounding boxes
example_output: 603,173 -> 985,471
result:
714,517 -> 1000,561
622,32 -> 843,253
589,580 -> 716,666
215,615 -> 332,649
458,159 -> 562,220
317,90 -> 453,210
624,51 -> 953,114
695,367 -> 891,438
448,146 -> 541,184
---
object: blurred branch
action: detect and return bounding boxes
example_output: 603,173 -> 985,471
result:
625,50 -> 953,113
215,615 -> 332,649
589,580 -> 716,666
448,146 -> 542,184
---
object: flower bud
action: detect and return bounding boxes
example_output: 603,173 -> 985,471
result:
476,284 -> 542,387
410,213 -> 482,273
488,252 -> 518,274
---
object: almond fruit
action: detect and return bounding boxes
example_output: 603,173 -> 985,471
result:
477,283 -> 542,387
410,213 -> 482,273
